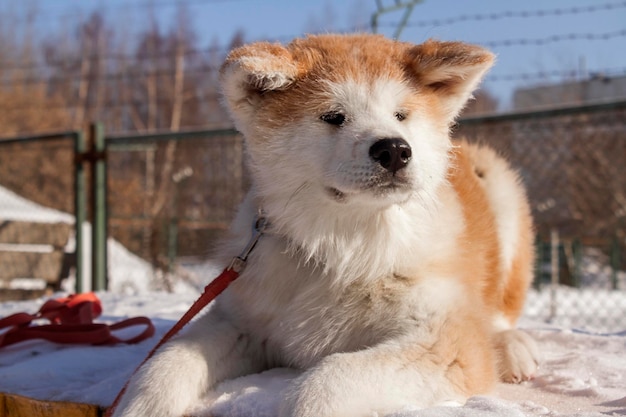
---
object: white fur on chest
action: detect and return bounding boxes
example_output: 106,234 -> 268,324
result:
217,186 -> 465,368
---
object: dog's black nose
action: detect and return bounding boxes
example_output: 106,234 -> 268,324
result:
369,138 -> 412,173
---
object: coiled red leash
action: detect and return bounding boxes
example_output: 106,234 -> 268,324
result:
104,214 -> 267,417
0,292 -> 154,348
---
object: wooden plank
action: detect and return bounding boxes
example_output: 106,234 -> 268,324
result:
0,393 -> 203,417
0,288 -> 48,302
0,221 -> 72,247
0,251 -> 65,282
1,392 -> 101,417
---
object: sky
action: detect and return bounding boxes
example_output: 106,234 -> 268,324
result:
2,0 -> 626,110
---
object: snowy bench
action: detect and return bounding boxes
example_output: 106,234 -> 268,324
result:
0,220 -> 72,301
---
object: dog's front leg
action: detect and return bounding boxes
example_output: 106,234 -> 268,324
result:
112,309 -> 264,417
280,349 -> 453,417
280,327 -> 495,417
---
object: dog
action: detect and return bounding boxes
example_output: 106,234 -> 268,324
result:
113,34 -> 538,417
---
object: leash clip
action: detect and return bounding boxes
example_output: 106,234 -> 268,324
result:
228,211 -> 268,273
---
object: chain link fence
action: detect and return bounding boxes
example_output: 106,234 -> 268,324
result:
0,101 -> 625,332
105,129 -> 245,294
102,100 -> 626,332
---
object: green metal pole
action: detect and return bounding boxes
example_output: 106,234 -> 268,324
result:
74,131 -> 86,293
611,237 -> 620,290
91,123 -> 108,291
533,238 -> 542,290
167,217 -> 178,275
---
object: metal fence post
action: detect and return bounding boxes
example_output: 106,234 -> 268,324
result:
611,237 -> 620,290
90,123 -> 108,291
549,229 -> 559,323
73,131 -> 86,293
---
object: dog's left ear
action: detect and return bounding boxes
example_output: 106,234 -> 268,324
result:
220,42 -> 298,123
405,40 -> 495,120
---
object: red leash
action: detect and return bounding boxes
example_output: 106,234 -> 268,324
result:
104,214 -> 267,417
0,292 -> 154,348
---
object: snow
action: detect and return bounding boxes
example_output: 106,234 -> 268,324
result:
1,291 -> 625,417
1,185 -> 626,416
59,223 -> 161,295
0,186 -> 74,224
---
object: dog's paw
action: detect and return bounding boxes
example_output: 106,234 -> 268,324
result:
494,329 -> 539,383
279,362 -> 378,417
279,374 -> 332,417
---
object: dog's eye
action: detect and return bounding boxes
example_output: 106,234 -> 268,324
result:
394,112 -> 407,122
320,112 -> 346,126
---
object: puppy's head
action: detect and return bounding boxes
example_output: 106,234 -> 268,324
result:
220,34 -> 494,214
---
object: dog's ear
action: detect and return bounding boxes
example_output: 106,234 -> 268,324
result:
220,42 -> 298,120
405,40 -> 494,120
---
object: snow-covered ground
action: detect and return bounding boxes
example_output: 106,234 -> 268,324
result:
0,290 -> 625,417
2,185 -> 626,416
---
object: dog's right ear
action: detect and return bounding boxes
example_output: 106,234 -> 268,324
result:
220,42 -> 298,120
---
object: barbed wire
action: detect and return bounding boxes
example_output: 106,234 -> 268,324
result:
480,29 -> 626,48
0,44 -> 230,73
1,30 -> 320,71
2,27 -> 626,75
381,1 -> 626,29
1,1 -> 624,73
3,66 -> 626,113
0,64 -> 222,87
2,50 -> 626,88
0,32 -> 310,72
486,67 -> 626,82
4,60 -> 626,88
